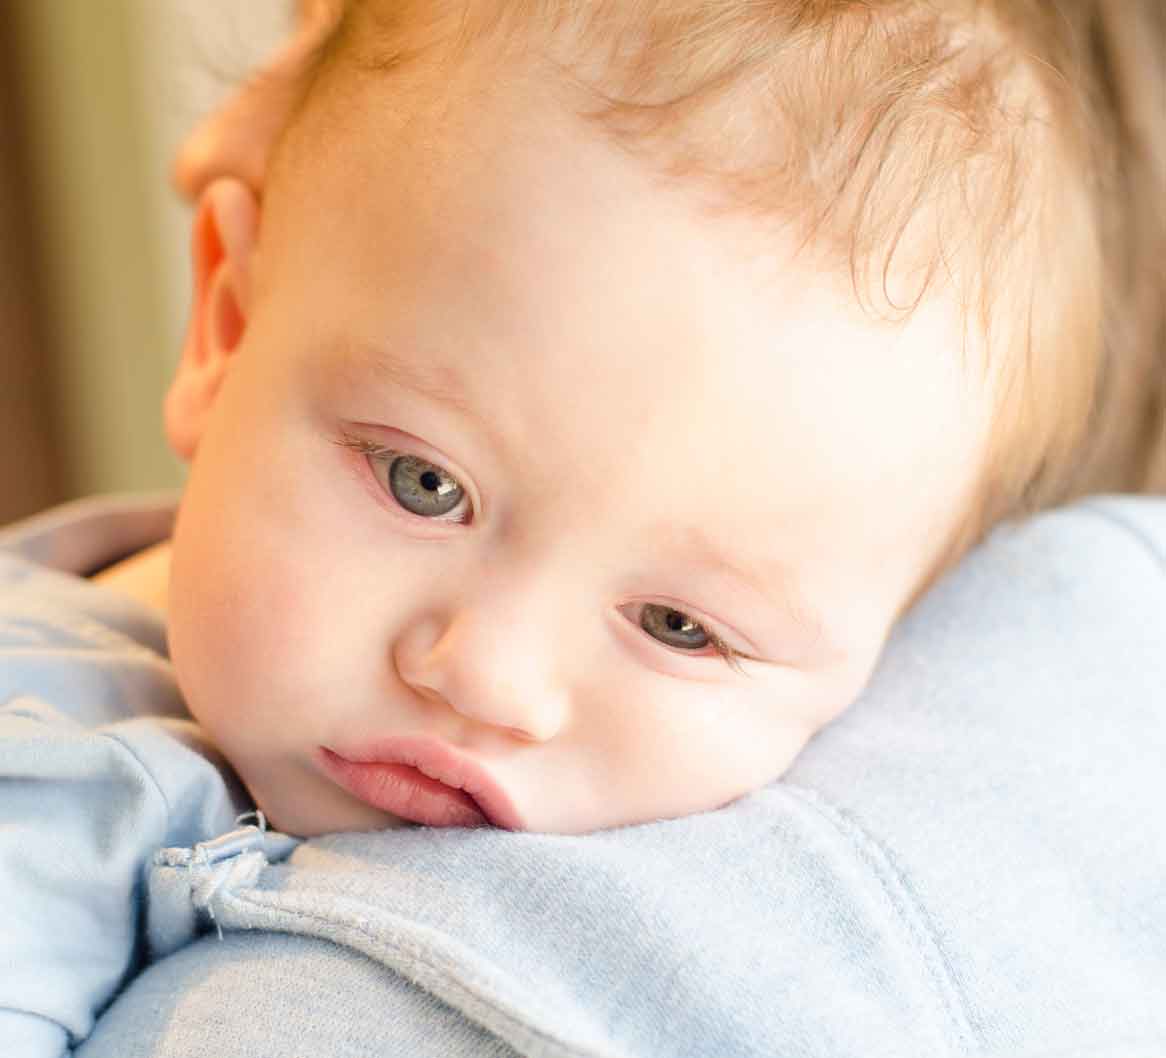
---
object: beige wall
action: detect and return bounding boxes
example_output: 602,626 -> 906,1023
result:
12,1 -> 291,499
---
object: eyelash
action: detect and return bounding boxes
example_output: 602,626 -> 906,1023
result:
334,431 -> 752,674
693,625 -> 750,675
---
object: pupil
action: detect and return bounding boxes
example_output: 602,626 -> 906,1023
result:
666,611 -> 683,631
420,470 -> 440,492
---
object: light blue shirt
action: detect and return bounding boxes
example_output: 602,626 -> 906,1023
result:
3,494 -> 1166,1058
0,496 -> 277,1056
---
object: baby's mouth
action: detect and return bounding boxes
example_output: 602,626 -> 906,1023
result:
314,736 -> 523,830
319,752 -> 487,827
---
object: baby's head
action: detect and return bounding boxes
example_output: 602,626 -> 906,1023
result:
162,0 -> 1109,835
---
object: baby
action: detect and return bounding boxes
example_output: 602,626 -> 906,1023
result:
85,0 -> 1153,839
7,1 -> 1166,1050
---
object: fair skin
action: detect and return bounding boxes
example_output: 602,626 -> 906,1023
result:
102,38 -> 990,837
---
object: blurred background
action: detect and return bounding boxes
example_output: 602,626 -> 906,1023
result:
0,1 -> 293,524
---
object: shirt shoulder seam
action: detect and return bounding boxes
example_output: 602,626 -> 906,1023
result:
98,728 -> 175,835
780,782 -> 980,1055
1077,500 -> 1166,576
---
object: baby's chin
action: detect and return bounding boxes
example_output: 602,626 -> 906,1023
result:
247,778 -> 413,838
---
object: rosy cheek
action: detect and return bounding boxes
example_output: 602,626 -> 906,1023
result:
171,540 -> 281,700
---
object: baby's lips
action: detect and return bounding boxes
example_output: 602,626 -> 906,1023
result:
316,734 -> 525,830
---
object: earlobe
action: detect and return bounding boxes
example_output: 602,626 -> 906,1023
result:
165,178 -> 260,461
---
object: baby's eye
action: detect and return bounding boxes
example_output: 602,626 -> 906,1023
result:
336,434 -> 470,521
366,448 -> 469,521
636,603 -> 749,673
639,603 -> 710,650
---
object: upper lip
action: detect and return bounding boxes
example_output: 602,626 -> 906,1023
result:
318,735 -> 524,830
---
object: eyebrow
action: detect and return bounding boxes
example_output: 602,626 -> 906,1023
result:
647,521 -> 832,652
340,339 -> 477,416
338,339 -> 510,454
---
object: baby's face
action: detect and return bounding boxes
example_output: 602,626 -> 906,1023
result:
168,61 -> 989,836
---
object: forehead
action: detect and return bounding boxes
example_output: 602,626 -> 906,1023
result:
263,62 -> 990,592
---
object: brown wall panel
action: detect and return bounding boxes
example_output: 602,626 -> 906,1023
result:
0,11 -> 63,524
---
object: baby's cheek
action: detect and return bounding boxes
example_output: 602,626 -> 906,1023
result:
170,535 -> 310,746
590,679 -> 803,819
664,670 -> 864,799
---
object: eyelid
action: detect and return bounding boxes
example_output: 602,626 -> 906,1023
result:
335,427 -> 479,525
621,600 -> 759,676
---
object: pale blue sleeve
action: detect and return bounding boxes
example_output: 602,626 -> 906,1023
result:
0,562 -> 244,1057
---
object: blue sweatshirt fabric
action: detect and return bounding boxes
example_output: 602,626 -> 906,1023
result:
2,494 -> 1165,1058
0,496 -> 266,1056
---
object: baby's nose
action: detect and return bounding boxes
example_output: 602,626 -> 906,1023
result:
392,611 -> 570,742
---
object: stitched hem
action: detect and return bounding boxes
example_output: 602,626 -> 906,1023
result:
211,885 -> 627,1058
1078,499 -> 1166,575
781,783 -> 980,1056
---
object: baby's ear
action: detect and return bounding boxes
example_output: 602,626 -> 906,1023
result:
165,177 -> 259,461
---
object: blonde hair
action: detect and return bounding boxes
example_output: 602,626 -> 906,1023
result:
280,0 -> 1165,561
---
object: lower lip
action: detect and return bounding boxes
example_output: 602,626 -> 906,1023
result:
318,749 -> 488,828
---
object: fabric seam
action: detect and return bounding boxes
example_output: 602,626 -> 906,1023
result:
780,783 -> 981,1056
99,730 -> 175,837
1077,501 -> 1166,575
215,885 -> 619,1058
